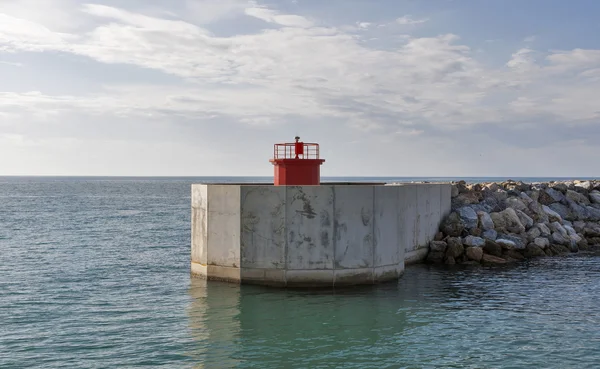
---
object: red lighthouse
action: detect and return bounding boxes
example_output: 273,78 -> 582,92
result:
269,136 -> 325,186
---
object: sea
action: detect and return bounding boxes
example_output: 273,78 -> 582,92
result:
1,176 -> 599,368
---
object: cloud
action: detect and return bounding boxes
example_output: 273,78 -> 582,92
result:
244,6 -> 313,28
396,15 -> 428,25
1,1 -> 600,160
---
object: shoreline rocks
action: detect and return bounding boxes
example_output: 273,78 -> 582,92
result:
427,179 -> 600,266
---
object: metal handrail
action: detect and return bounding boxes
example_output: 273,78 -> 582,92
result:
273,142 -> 320,160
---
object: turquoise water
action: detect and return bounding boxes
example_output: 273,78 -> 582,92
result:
1,177 -> 599,368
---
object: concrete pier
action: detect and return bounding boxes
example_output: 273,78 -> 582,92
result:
191,183 -> 451,287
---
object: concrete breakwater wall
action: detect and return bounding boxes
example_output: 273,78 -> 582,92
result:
191,183 -> 451,287
427,179 -> 600,265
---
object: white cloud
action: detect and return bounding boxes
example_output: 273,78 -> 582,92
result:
244,6 -> 313,28
1,2 -> 600,175
396,15 -> 428,25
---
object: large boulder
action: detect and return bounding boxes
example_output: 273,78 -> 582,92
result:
516,210 -> 534,229
533,237 -> 550,249
527,226 -> 542,241
505,197 -> 528,212
542,205 -> 563,223
457,207 -> 479,229
573,220 -> 587,233
441,212 -> 465,237
497,233 -> 527,249
483,239 -> 502,257
566,189 -> 590,205
586,206 -> 600,221
482,229 -> 498,241
548,203 -> 572,221
463,235 -> 485,247
567,199 -> 589,220
446,237 -> 464,258
465,247 -> 483,262
539,188 -> 565,205
491,208 -> 525,234
536,223 -> 552,237
550,221 -> 568,237
551,231 -> 570,246
427,251 -> 445,264
496,239 -> 517,250
524,244 -> 545,258
550,182 -> 568,193
482,254 -> 507,265
589,191 -> 600,204
477,211 -> 495,230
430,241 -> 447,252
528,201 -> 549,223
584,223 -> 600,237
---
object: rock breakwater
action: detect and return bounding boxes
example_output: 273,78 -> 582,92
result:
427,179 -> 600,265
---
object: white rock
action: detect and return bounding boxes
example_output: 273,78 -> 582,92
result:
463,235 -> 485,247
533,237 -> 550,249
542,205 -> 563,223
575,181 -> 593,191
477,211 -> 495,230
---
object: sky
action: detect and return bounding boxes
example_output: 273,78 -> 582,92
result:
1,0 -> 599,177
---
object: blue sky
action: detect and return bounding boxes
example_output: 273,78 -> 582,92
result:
1,0 -> 599,176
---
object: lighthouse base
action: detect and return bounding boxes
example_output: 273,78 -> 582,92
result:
191,183 -> 451,287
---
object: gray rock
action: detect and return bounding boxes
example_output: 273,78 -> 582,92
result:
586,206 -> 600,221
533,237 -> 550,249
477,211 -> 495,230
527,226 -> 542,241
550,221 -> 568,237
546,187 -> 566,202
536,222 -> 552,237
524,244 -> 545,258
550,182 -> 568,193
520,192 -> 534,204
542,205 -> 563,223
567,199 -> 589,220
457,207 -> 479,230
451,185 -> 459,198
441,212 -> 465,237
482,229 -> 498,241
446,237 -> 464,258
573,221 -> 587,233
430,241 -> 447,252
445,256 -> 456,265
496,238 -> 516,250
528,201 -> 549,223
529,190 -> 540,203
563,225 -> 577,236
566,189 -> 590,205
569,233 -> 583,247
551,231 -> 570,246
549,203 -> 572,221
584,223 -> 600,237
497,233 -> 527,249
575,181 -> 593,191
505,197 -> 528,212
516,210 -> 534,229
463,235 -> 485,247
499,208 -> 526,234
465,247 -> 483,262
589,191 -> 600,204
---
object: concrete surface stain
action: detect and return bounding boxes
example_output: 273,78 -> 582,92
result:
361,207 -> 371,226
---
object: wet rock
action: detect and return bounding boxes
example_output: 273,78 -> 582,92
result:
566,190 -> 590,205
434,232 -> 444,241
457,207 -> 479,229
483,239 -> 502,257
465,246 -> 483,262
589,191 -> 600,204
482,229 -> 498,241
550,244 -> 570,255
463,235 -> 485,247
516,210 -> 534,229
505,249 -> 525,260
542,205 -> 563,223
427,251 -> 445,264
482,254 -> 507,265
445,256 -> 456,265
524,244 -> 545,258
477,211 -> 495,230
533,237 -> 550,249
446,237 -> 464,258
430,241 -> 447,252
578,238 -> 589,250
441,212 -> 465,237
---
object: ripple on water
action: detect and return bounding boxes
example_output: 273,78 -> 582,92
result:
1,178 -> 600,368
